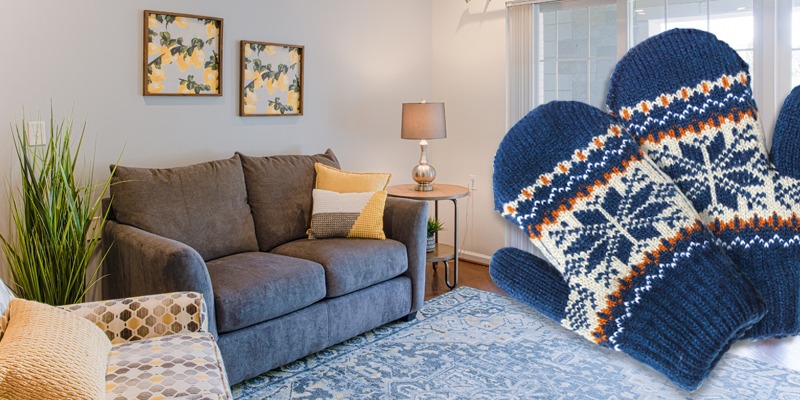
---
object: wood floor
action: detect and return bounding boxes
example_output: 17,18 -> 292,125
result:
424,259 -> 505,301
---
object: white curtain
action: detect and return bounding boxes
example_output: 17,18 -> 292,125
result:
504,2 -> 539,253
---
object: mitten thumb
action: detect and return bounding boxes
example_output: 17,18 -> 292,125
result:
490,247 -> 568,322
771,85 -> 800,178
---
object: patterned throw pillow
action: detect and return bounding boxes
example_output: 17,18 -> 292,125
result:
314,163 -> 391,193
0,299 -> 112,399
308,189 -> 387,240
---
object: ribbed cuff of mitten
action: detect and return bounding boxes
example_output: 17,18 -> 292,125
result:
616,248 -> 765,391
730,245 -> 800,339
489,247 -> 569,322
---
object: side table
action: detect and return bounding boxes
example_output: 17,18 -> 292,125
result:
386,184 -> 469,289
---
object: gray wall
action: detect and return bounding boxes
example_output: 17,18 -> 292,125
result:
0,0 -> 433,281
431,0 -> 507,263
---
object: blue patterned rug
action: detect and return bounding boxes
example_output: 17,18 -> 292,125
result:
232,287 -> 800,399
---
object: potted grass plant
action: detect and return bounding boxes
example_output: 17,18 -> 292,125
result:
0,111 -> 116,306
426,217 -> 444,253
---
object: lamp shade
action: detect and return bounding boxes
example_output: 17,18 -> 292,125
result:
401,102 -> 447,140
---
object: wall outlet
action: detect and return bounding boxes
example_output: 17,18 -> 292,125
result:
27,121 -> 47,146
469,174 -> 478,191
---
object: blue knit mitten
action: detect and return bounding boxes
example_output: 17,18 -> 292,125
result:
607,28 -> 800,339
773,86 -> 800,180
491,101 -> 765,391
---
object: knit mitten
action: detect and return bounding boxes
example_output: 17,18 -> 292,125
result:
772,86 -> 800,180
606,28 -> 800,339
491,100 -> 765,391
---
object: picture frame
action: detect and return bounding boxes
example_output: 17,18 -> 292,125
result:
143,10 -> 223,96
239,41 -> 304,116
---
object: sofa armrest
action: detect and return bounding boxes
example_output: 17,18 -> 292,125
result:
383,197 -> 428,313
60,292 -> 207,345
102,220 -> 218,336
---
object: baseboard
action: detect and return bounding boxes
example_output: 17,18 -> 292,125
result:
458,250 -> 491,266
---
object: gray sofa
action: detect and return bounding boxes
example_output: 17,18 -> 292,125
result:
101,149 -> 428,385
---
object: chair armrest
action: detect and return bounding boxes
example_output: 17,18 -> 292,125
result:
102,220 -> 218,336
383,197 -> 428,313
60,292 -> 207,345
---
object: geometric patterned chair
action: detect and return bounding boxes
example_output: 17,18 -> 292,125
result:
0,279 -> 232,399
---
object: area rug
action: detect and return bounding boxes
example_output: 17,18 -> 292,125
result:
232,287 -> 800,399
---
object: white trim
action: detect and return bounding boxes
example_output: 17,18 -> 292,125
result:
459,250 -> 492,266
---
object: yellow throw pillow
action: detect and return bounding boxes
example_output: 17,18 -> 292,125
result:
315,163 -> 391,192
308,189 -> 387,240
0,298 -> 112,400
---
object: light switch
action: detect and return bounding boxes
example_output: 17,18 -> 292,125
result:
27,121 -> 47,146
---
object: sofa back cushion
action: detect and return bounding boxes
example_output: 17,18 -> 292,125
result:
237,149 -> 339,251
110,155 -> 259,261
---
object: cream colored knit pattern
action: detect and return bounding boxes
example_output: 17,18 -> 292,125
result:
0,298 -> 112,400
60,291 -> 208,344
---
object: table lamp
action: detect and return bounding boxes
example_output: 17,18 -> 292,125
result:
401,101 -> 447,191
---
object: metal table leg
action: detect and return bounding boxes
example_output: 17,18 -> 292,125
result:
444,198 -> 459,289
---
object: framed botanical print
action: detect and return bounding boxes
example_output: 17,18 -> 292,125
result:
240,41 -> 304,116
143,10 -> 223,96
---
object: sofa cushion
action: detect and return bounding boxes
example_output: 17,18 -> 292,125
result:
271,238 -> 407,298
110,155 -> 258,261
308,189 -> 387,240
238,149 -> 339,251
206,252 -> 326,333
106,332 -> 232,400
0,299 -> 112,400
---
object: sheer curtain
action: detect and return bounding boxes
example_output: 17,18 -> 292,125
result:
504,3 -> 537,253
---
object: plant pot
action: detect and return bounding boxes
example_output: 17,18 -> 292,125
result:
426,236 -> 436,253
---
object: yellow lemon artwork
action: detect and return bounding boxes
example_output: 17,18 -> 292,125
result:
144,11 -> 222,96
240,41 -> 303,116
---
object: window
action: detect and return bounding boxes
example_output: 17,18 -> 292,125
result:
630,1 -> 754,76
540,2 -> 618,108
510,0 -> 793,118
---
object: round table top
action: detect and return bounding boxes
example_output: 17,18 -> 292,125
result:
386,184 -> 469,201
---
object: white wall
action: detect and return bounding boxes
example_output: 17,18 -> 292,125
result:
431,0 -> 507,263
0,0 -> 433,281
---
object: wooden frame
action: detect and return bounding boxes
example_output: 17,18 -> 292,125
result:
143,10 -> 223,96
239,40 -> 304,116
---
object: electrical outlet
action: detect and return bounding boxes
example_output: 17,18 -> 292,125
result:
27,121 -> 47,146
469,174 -> 478,191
